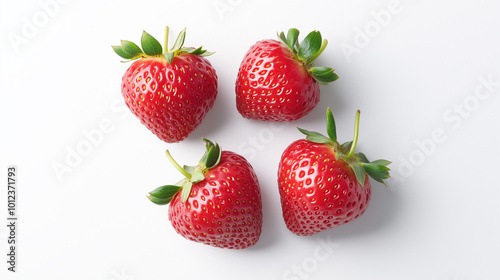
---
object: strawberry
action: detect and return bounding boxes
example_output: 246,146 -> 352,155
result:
277,108 -> 391,236
113,27 -> 218,143
148,139 -> 263,249
235,28 -> 338,121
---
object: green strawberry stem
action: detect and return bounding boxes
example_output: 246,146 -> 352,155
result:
164,26 -> 169,52
166,150 -> 191,179
346,110 -> 360,159
298,107 -> 391,187
148,139 -> 223,205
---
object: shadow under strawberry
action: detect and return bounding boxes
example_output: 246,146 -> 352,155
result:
184,89 -> 232,143
311,184 -> 400,242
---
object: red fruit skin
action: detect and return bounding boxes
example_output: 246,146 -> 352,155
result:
277,139 -> 371,236
235,39 -> 320,122
121,54 -> 217,143
168,151 -> 263,249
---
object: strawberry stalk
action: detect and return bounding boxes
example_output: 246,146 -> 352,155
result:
165,150 -> 192,179
345,110 -> 360,159
298,107 -> 391,187
147,139 -> 222,205
163,26 -> 169,52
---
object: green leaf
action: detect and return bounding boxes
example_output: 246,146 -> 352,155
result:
148,195 -> 173,205
370,159 -> 392,166
183,165 -> 197,175
181,46 -> 214,57
199,139 -> 212,168
170,28 -> 186,51
112,45 -> 136,60
373,177 -> 388,186
121,40 -> 143,57
203,138 -> 215,148
141,31 -> 163,56
199,50 -> 215,57
163,52 -> 174,64
297,127 -> 333,144
360,162 -> 391,183
307,38 -> 328,64
357,152 -> 370,163
277,31 -> 287,45
182,46 -> 204,55
149,184 -> 182,199
307,134 -> 334,144
205,143 -> 222,169
326,107 -> 337,143
297,127 -> 322,137
340,141 -> 352,155
199,139 -> 222,170
148,184 -> 182,205
174,178 -> 189,186
298,31 -> 322,61
181,181 -> 193,203
191,168 -> 205,183
351,163 -> 367,187
309,67 -> 339,85
286,28 -> 300,52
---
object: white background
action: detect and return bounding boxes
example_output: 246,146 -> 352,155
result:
1,0 -> 500,279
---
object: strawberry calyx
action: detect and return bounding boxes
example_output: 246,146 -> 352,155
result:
147,139 -> 222,205
112,26 -> 214,64
297,107 -> 391,187
277,28 -> 339,85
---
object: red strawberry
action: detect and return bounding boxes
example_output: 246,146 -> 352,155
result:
235,28 -> 338,121
277,108 -> 391,236
148,139 -> 263,249
113,27 -> 218,143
